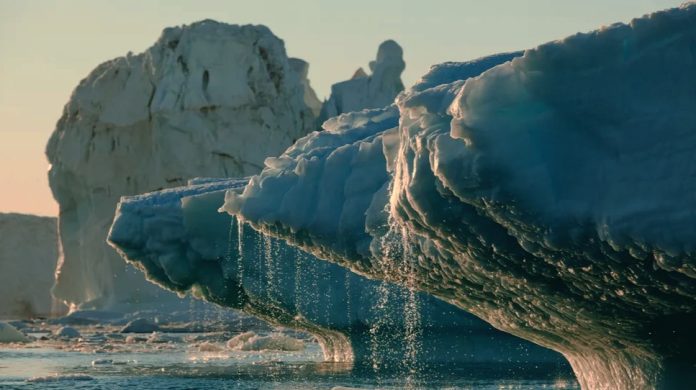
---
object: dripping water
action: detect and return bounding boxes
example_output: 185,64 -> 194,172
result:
263,234 -> 276,301
234,216 -> 245,329
401,226 -> 422,387
236,216 -> 245,290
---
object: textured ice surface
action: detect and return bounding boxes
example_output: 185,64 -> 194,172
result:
46,20 -> 317,310
0,213 -> 62,319
224,5 -> 696,389
108,177 -> 563,367
319,40 -> 405,124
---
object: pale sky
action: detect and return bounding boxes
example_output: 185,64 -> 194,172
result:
0,0 -> 684,216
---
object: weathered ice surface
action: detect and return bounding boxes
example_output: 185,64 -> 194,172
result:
289,58 -> 322,117
108,178 -> 564,369
319,40 -> 405,123
223,5 -> 696,389
46,20 -> 316,310
0,213 -> 63,319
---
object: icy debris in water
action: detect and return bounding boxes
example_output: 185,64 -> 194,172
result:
119,318 -> 160,333
146,331 -> 179,344
52,326 -> 81,339
125,335 -> 143,344
0,321 -> 30,343
227,331 -> 304,351
196,341 -> 224,352
27,374 -> 94,382
226,331 -> 256,349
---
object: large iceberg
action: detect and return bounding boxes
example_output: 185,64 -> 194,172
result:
0,213 -> 64,318
223,5 -> 696,389
108,176 -> 563,368
46,21 -> 317,309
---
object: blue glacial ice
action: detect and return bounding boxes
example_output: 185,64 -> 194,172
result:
223,5 -> 696,389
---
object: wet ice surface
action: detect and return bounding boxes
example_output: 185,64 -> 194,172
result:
0,327 -> 578,390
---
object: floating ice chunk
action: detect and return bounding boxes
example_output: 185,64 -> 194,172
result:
119,318 -> 160,333
197,341 -> 224,352
227,331 -> 304,352
27,374 -> 94,382
53,326 -> 81,339
226,331 -> 256,350
0,322 -> 30,343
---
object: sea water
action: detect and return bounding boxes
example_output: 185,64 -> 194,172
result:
0,327 -> 578,389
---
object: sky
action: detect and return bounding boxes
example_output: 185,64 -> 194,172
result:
0,0 -> 684,217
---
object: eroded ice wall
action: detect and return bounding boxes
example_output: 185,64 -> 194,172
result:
224,5 -> 696,389
46,21 -> 317,309
0,213 -> 64,318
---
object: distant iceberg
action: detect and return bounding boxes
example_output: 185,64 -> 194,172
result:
318,40 -> 407,124
46,21 -> 318,310
0,213 -> 63,318
222,5 -> 696,389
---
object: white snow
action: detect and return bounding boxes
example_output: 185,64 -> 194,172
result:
46,20 -> 317,310
0,213 -> 62,319
221,4 -> 696,389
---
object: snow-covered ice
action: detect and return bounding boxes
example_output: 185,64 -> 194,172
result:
222,5 -> 696,389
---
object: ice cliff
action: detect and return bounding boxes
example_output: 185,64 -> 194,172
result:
318,40 -> 406,123
46,21 -> 317,309
223,5 -> 696,389
108,176 -> 562,369
0,213 -> 63,318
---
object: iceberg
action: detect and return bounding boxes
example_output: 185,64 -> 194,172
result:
46,20 -> 317,310
223,5 -> 696,389
108,174 -> 563,368
318,40 -> 406,123
0,213 -> 63,318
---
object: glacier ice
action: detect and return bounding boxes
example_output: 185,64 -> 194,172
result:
223,5 -> 696,389
46,20 -> 317,310
108,176 -> 563,367
318,40 -> 406,124
0,213 -> 63,318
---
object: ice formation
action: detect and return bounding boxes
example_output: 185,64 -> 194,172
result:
0,322 -> 30,343
289,58 -> 322,117
223,5 -> 696,389
0,213 -> 63,318
227,331 -> 304,352
46,20 -> 317,309
318,40 -> 405,123
108,175 -> 562,367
